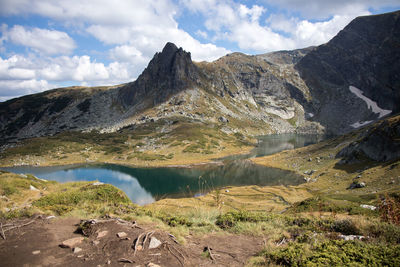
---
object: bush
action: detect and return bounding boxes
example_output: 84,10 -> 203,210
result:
331,219 -> 360,235
366,222 -> 400,244
160,215 -> 193,227
215,211 -> 272,229
263,240 -> 400,266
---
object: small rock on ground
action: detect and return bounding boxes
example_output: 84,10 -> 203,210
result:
30,185 -> 39,191
360,204 -> 376,210
60,237 -> 84,248
32,250 -> 41,255
116,232 -> 127,238
73,247 -> 82,253
339,235 -> 365,241
149,237 -> 162,249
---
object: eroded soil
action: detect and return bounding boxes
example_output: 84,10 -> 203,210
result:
0,216 -> 263,266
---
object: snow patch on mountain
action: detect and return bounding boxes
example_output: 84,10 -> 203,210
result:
349,86 -> 392,118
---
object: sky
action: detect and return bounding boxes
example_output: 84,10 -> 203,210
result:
0,0 -> 399,102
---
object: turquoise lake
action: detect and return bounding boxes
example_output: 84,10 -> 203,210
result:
2,134 -> 324,205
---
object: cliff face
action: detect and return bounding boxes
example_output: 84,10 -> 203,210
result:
1,11 -> 399,143
296,11 -> 400,134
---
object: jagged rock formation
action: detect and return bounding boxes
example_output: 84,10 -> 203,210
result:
0,11 -> 399,144
118,42 -> 200,109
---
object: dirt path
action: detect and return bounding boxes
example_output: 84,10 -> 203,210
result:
0,216 -> 264,266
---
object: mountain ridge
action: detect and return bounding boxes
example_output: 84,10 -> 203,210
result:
1,11 -> 399,145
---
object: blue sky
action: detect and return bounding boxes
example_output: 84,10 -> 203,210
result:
0,0 -> 399,101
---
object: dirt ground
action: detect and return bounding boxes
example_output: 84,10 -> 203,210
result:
0,216 -> 264,266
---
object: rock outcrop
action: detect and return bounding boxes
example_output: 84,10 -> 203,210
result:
118,42 -> 200,109
337,116 -> 400,163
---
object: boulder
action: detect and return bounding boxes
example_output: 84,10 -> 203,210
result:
218,116 -> 229,123
347,181 -> 366,189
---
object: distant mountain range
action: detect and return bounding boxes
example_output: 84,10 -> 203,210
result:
1,10 -> 399,144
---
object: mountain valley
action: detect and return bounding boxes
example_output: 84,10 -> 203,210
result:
0,10 -> 400,267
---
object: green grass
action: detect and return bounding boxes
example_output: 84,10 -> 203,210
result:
33,182 -> 131,215
127,152 -> 174,161
2,170 -> 400,267
288,196 -> 379,216
0,172 -> 50,197
261,240 -> 400,266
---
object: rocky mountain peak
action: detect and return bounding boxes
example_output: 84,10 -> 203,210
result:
161,42 -> 179,57
117,42 -> 199,108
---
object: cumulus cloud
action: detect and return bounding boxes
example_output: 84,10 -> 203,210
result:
0,0 -> 398,101
0,0 -> 232,101
262,0 -> 399,19
182,1 -> 296,52
0,79 -> 52,101
1,25 -> 76,55
0,0 -> 229,61
181,0 -> 380,52
267,12 -> 371,48
0,0 -> 178,27
0,54 -> 136,101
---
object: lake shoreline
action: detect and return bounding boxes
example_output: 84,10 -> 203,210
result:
0,145 -> 254,169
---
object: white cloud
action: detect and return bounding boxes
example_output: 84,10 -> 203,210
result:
195,30 -> 208,39
0,0 -> 178,27
2,25 -> 76,55
0,55 -> 37,80
0,0 -> 230,62
230,21 -> 295,51
183,1 -> 296,52
266,14 -> 298,34
262,0 -> 400,19
266,9 -> 372,48
180,0 -> 218,13
0,53 -> 137,101
110,45 -> 146,63
0,0 -> 398,101
182,0 -> 380,52
0,79 -> 52,101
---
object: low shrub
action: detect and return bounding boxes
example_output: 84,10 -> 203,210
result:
331,219 -> 360,235
366,221 -> 400,244
263,240 -> 400,266
215,211 -> 273,228
159,215 -> 193,227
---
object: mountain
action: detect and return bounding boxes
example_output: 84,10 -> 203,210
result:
1,11 -> 399,146
295,10 -> 400,134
